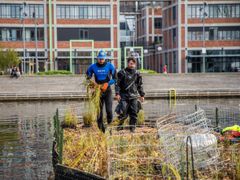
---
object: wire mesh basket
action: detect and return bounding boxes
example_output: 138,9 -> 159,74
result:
106,125 -> 164,180
156,108 -> 220,172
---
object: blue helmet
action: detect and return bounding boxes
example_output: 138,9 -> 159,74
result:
97,50 -> 107,60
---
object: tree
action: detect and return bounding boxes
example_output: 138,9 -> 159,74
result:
0,48 -> 20,71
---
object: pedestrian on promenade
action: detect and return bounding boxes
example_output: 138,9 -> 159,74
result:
86,50 -> 116,133
163,64 -> 168,74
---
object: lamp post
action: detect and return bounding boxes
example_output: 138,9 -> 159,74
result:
20,2 -> 27,74
200,2 -> 207,73
33,11 -> 39,73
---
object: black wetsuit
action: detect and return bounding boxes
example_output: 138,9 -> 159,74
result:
115,68 -> 145,130
86,62 -> 116,132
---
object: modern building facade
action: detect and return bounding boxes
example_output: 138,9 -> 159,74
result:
119,1 -> 137,47
161,0 -> 240,73
0,0 -> 120,74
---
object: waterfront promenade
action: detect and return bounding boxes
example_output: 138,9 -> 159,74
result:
0,73 -> 239,101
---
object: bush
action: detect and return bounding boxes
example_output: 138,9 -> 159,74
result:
37,70 -> 72,75
0,48 -> 20,71
62,109 -> 78,128
137,110 -> 145,125
139,69 -> 157,74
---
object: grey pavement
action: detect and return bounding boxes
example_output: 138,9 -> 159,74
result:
0,73 -> 239,100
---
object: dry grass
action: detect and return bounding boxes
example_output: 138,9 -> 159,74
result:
194,142 -> 240,180
83,80 -> 101,127
63,124 -> 107,177
107,127 -> 164,179
63,124 -> 168,179
62,123 -> 239,179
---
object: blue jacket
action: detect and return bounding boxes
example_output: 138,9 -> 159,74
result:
86,62 -> 116,86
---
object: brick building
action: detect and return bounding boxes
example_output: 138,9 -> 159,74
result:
0,0 -> 120,74
136,3 -> 163,72
161,0 -> 240,73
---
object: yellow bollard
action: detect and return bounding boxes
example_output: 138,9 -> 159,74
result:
169,88 -> 177,108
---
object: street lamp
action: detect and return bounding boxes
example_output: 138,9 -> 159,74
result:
33,11 -> 39,73
20,2 -> 27,73
157,46 -> 162,51
200,2 -> 208,73
144,49 -> 148,54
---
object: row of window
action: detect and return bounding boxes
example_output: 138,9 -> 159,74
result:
56,5 -> 111,19
0,4 -> 44,19
189,50 -> 240,56
0,28 -> 44,41
188,4 -> 240,18
188,30 -> 240,41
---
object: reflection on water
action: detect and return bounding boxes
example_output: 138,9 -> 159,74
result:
0,101 -> 77,180
0,98 -> 239,179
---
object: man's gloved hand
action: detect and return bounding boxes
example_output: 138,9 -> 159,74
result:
101,83 -> 109,92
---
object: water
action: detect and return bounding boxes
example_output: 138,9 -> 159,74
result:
0,98 -> 239,179
0,101 -> 75,180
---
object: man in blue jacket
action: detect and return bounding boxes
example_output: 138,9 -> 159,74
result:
86,50 -> 116,132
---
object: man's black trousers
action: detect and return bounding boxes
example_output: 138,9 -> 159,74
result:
118,98 -> 138,126
97,87 -> 113,132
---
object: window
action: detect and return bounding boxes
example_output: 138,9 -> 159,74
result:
83,6 -> 88,18
66,6 -> 70,19
173,6 -> 176,20
97,6 -> 101,19
101,6 -> 106,19
172,28 -> 176,43
93,6 -> 97,19
69,6 -> 75,19
88,6 -> 93,19
10,5 -> 16,18
154,36 -> 162,44
79,29 -> 89,40
106,6 -> 110,19
196,5 -> 202,18
120,22 -> 126,30
1,29 -> 7,41
38,28 -> 44,41
237,4 -> 240,17
187,6 -> 191,18
80,6 -> 84,18
154,18 -> 162,29
16,29 -> 21,41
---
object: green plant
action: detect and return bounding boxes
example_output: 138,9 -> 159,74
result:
137,110 -> 145,125
0,48 -> 20,71
37,70 -> 72,75
139,69 -> 157,74
83,111 -> 95,127
62,109 -> 78,128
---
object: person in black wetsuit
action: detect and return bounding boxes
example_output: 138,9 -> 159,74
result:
86,50 -> 116,133
115,57 -> 145,132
